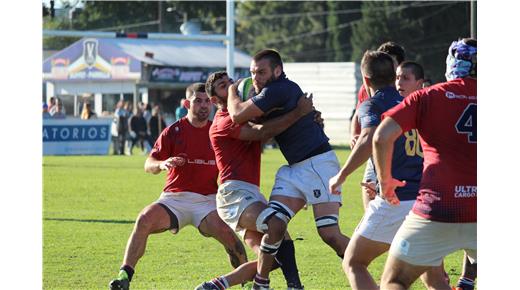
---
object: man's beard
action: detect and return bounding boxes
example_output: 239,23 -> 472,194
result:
196,110 -> 209,121
254,74 -> 277,94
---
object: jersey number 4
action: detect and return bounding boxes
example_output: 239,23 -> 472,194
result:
455,103 -> 477,143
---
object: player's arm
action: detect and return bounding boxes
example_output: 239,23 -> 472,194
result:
329,125 -> 376,194
144,155 -> 186,174
350,110 -> 361,149
372,117 -> 405,206
227,81 -> 264,124
237,93 -> 313,141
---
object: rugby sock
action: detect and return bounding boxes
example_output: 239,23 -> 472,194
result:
210,276 -> 229,290
119,265 -> 134,282
276,240 -> 303,289
455,277 -> 474,290
253,274 -> 270,289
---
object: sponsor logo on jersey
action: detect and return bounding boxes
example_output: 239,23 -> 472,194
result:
445,91 -> 476,100
187,158 -> 216,166
454,185 -> 477,198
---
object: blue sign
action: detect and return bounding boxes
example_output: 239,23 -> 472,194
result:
43,125 -> 109,142
43,119 -> 112,155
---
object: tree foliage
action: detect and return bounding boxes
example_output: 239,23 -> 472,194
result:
350,1 -> 471,82
43,1 -> 473,81
235,1 -> 361,62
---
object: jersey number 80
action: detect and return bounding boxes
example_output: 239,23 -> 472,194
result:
404,129 -> 423,157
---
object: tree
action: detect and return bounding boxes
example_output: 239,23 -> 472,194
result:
350,1 -> 471,82
235,1 -> 362,62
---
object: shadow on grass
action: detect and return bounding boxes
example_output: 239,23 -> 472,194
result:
44,217 -> 134,224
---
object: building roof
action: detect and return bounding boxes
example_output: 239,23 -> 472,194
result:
43,37 -> 251,81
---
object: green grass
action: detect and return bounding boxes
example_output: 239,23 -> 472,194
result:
43,148 -> 464,289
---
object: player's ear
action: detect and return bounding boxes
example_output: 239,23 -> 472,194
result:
209,96 -> 218,105
362,75 -> 371,89
274,65 -> 282,78
183,98 -> 190,109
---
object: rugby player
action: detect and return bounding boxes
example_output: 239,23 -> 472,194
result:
195,71 -> 312,290
109,83 -> 247,290
227,49 -> 351,289
373,38 -> 477,289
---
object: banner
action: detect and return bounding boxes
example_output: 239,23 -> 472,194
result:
43,38 -> 141,81
147,65 -> 250,83
43,118 -> 112,155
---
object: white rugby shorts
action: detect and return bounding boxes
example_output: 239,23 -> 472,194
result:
156,191 -> 217,234
216,180 -> 267,233
271,150 -> 342,205
355,195 -> 415,244
389,212 -> 477,266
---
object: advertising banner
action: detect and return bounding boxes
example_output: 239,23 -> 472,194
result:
147,65 -> 251,83
43,38 -> 141,81
43,118 -> 112,155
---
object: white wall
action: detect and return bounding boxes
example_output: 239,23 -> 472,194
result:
283,62 -> 361,145
46,81 -> 135,96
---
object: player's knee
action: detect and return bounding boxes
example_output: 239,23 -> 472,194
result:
255,201 -> 294,234
135,212 -> 155,234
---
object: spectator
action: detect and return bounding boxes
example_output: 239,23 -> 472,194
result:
111,100 -> 129,155
48,96 -> 56,113
141,102 -> 152,124
80,102 -> 97,120
128,107 -> 152,155
42,102 -> 52,119
148,105 -> 166,144
51,101 -> 66,119
49,97 -> 66,116
175,98 -> 188,120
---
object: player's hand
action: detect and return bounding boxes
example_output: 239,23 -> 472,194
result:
360,181 -> 377,200
350,135 -> 359,149
314,110 -> 324,129
296,93 -> 314,117
380,178 -> 406,206
159,156 -> 186,171
329,173 -> 345,195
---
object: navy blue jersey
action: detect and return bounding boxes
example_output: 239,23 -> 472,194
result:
251,73 -> 329,164
357,86 -> 423,201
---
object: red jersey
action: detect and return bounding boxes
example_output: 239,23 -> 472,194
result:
209,109 -> 261,186
150,118 -> 218,195
355,84 -> 370,110
383,78 -> 476,223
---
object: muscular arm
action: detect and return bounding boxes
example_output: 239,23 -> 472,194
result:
227,82 -> 264,124
144,155 -> 185,174
237,94 -> 313,141
350,110 -> 361,149
372,117 -> 404,204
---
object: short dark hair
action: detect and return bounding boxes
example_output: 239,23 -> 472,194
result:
253,49 -> 283,70
398,61 -> 424,80
361,50 -> 396,89
377,41 -> 405,65
186,82 -> 206,99
205,71 -> 228,97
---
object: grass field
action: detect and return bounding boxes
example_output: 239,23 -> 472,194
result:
43,148 -> 465,289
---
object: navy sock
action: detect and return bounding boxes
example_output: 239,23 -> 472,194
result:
456,277 -> 474,290
120,265 -> 134,282
276,240 -> 303,288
